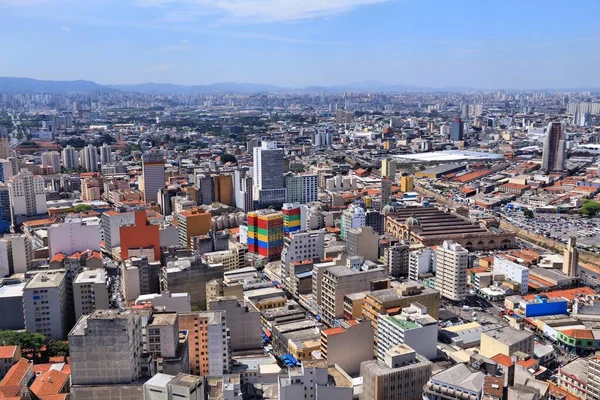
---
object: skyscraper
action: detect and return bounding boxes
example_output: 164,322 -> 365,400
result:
542,122 -> 567,172
253,142 -> 285,208
450,118 -> 464,141
99,143 -> 112,166
61,145 -> 79,171
381,177 -> 392,207
41,151 -> 61,173
233,169 -> 254,212
141,151 -> 165,203
80,144 -> 98,172
563,236 -> 579,277
435,240 -> 468,301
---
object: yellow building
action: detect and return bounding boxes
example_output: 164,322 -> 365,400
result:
213,174 -> 233,206
400,175 -> 415,192
479,327 -> 534,358
381,159 -> 396,179
289,338 -> 320,361
177,208 -> 212,248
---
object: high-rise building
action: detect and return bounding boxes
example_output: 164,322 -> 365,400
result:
563,236 -> 579,277
284,173 -> 318,204
212,174 -> 233,206
361,344 -> 432,400
233,169 -> 254,212
340,205 -> 366,240
247,210 -> 284,261
0,234 -> 32,274
320,319 -> 374,376
80,144 -> 98,172
400,175 -> 414,192
0,159 -> 14,182
253,142 -> 286,208
120,210 -> 161,262
0,183 -> 11,229
73,269 -> 110,321
383,243 -> 410,278
48,220 -> 101,257
177,208 -> 212,249
587,357 -> 600,400
41,151 -> 61,173
408,248 -> 434,281
346,226 -> 379,262
208,297 -> 262,352
450,118 -> 464,141
542,122 -> 567,172
461,104 -> 469,119
101,210 -> 134,253
435,240 -> 468,302
23,271 -> 68,340
80,177 -> 101,201
0,129 -> 10,160
163,256 -> 224,310
61,145 -> 79,171
282,203 -> 303,234
381,159 -> 396,180
281,229 -> 325,273
7,170 -> 47,225
178,311 -> 231,376
122,256 -> 162,302
142,151 -> 166,203
99,143 -> 112,166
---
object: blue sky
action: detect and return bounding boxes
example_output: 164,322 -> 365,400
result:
0,0 -> 599,89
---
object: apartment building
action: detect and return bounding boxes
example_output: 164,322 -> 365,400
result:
23,271 -> 68,340
435,240 -> 468,302
73,269 -> 110,321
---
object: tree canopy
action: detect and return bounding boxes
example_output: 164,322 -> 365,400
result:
73,204 -> 93,213
220,154 -> 237,164
580,200 -> 600,217
47,340 -> 69,357
0,330 -> 46,350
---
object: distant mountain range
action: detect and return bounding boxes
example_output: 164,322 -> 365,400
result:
0,76 -> 597,94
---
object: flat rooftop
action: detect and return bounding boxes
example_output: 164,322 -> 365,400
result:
74,269 -> 106,284
25,271 -> 65,289
0,282 -> 25,298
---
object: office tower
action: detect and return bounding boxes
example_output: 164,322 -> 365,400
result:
400,175 -> 414,192
321,264 -> 386,326
362,344 -> 432,400
177,208 -> 211,249
347,226 -> 379,262
450,118 -> 464,141
381,177 -> 392,207
178,311 -> 231,376
61,145 -> 79,171
279,359 -> 352,399
142,151 -> 166,203
212,174 -> 233,206
80,177 -> 101,201
0,234 -> 32,274
563,236 -> 579,277
435,240 -> 468,301
23,271 -> 68,340
376,304 -> 438,360
120,210 -> 161,261
320,320 -> 374,376
381,158 -> 396,179
253,142 -> 286,208
73,269 -> 110,321
41,151 -> 61,173
282,203 -> 303,234
7,170 -> 47,225
461,104 -> 469,118
383,243 -> 410,278
80,144 -> 98,172
284,173 -> 318,204
340,205 -> 366,240
247,210 -> 284,261
440,124 -> 451,137
99,143 -> 112,166
122,256 -> 162,302
143,373 -> 203,400
0,183 -> 10,228
69,310 -> 145,398
209,297 -> 262,352
163,256 -> 224,310
281,229 -> 325,272
233,169 -> 254,212
0,129 -> 9,160
542,122 -> 566,172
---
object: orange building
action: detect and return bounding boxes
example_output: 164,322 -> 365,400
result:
177,208 -> 212,249
178,312 -> 220,376
119,210 -> 160,261
212,175 -> 233,206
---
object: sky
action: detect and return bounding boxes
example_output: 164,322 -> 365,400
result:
0,0 -> 599,89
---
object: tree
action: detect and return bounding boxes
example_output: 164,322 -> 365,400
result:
73,204 -> 93,213
191,306 -> 201,312
523,208 -> 535,219
0,330 -> 46,350
220,154 -> 237,164
580,200 -> 600,217
47,340 -> 69,357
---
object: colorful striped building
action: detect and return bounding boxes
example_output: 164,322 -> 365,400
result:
247,210 -> 284,261
282,203 -> 302,234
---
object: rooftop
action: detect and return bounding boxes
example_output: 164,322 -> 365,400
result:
25,271 -> 65,290
0,283 -> 25,298
482,327 -> 533,344
430,363 -> 484,392
73,269 -> 106,285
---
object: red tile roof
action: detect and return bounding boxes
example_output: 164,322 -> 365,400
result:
0,347 -> 18,359
491,353 -> 513,367
0,359 -> 31,387
29,370 -> 69,398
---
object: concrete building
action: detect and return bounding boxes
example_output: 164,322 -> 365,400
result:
587,357 -> 600,400
80,144 -> 98,172
73,269 -> 110,321
163,256 -> 224,310
424,362 -> 484,400
376,303 -> 438,360
7,170 -> 47,225
253,142 -> 286,208
0,280 -> 25,330
23,271 -> 68,340
233,169 -> 254,212
284,173 -> 318,204
101,210 -> 135,252
48,220 -> 101,257
142,151 -> 166,204
340,205 -> 366,240
346,226 -> 379,263
279,359 -> 352,400
479,327 -> 534,358
203,249 -> 241,273
0,129 -> 10,160
408,248 -> 434,281
208,297 -> 262,352
563,236 -> 579,277
99,143 -> 112,166
41,151 -> 61,173
435,240 -> 468,302
144,313 -> 190,375
493,257 -> 530,295
321,265 -> 386,326
135,292 -> 191,313
400,175 -> 415,193
61,145 -> 79,171
0,234 -> 32,274
384,243 -> 410,278
362,344 -> 432,400
177,208 -> 212,249
281,229 -> 325,273
120,210 -> 161,262
542,122 -> 566,172
381,159 -> 396,180
0,182 -> 10,229
178,311 -> 230,376
143,373 -> 204,400
320,319 -> 374,376
122,256 -> 162,302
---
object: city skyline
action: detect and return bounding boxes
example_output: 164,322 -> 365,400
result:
0,0 -> 599,89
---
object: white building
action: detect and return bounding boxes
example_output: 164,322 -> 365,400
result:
143,373 -> 204,400
41,151 -> 61,173
435,240 -> 468,302
73,269 -> 110,321
284,173 -> 318,204
141,151 -> 165,204
23,271 -> 68,340
101,210 -> 135,252
135,292 -> 191,313
408,248 -> 434,281
325,175 -> 357,192
279,360 -> 352,400
0,234 -> 32,274
7,170 -> 47,223
80,144 -> 98,172
281,229 -> 325,272
493,257 -> 529,295
99,143 -> 112,166
61,145 -> 79,171
48,220 -> 101,257
340,205 -> 365,240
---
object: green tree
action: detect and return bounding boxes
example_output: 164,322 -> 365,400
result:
220,154 -> 237,164
47,340 -> 69,357
580,200 -> 600,217
73,204 -> 93,213
0,330 -> 46,350
523,208 -> 535,219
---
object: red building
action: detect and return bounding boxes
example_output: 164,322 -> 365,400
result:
119,210 -> 160,261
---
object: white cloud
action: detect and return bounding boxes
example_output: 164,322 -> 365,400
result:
137,0 -> 392,24
61,26 -> 71,32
